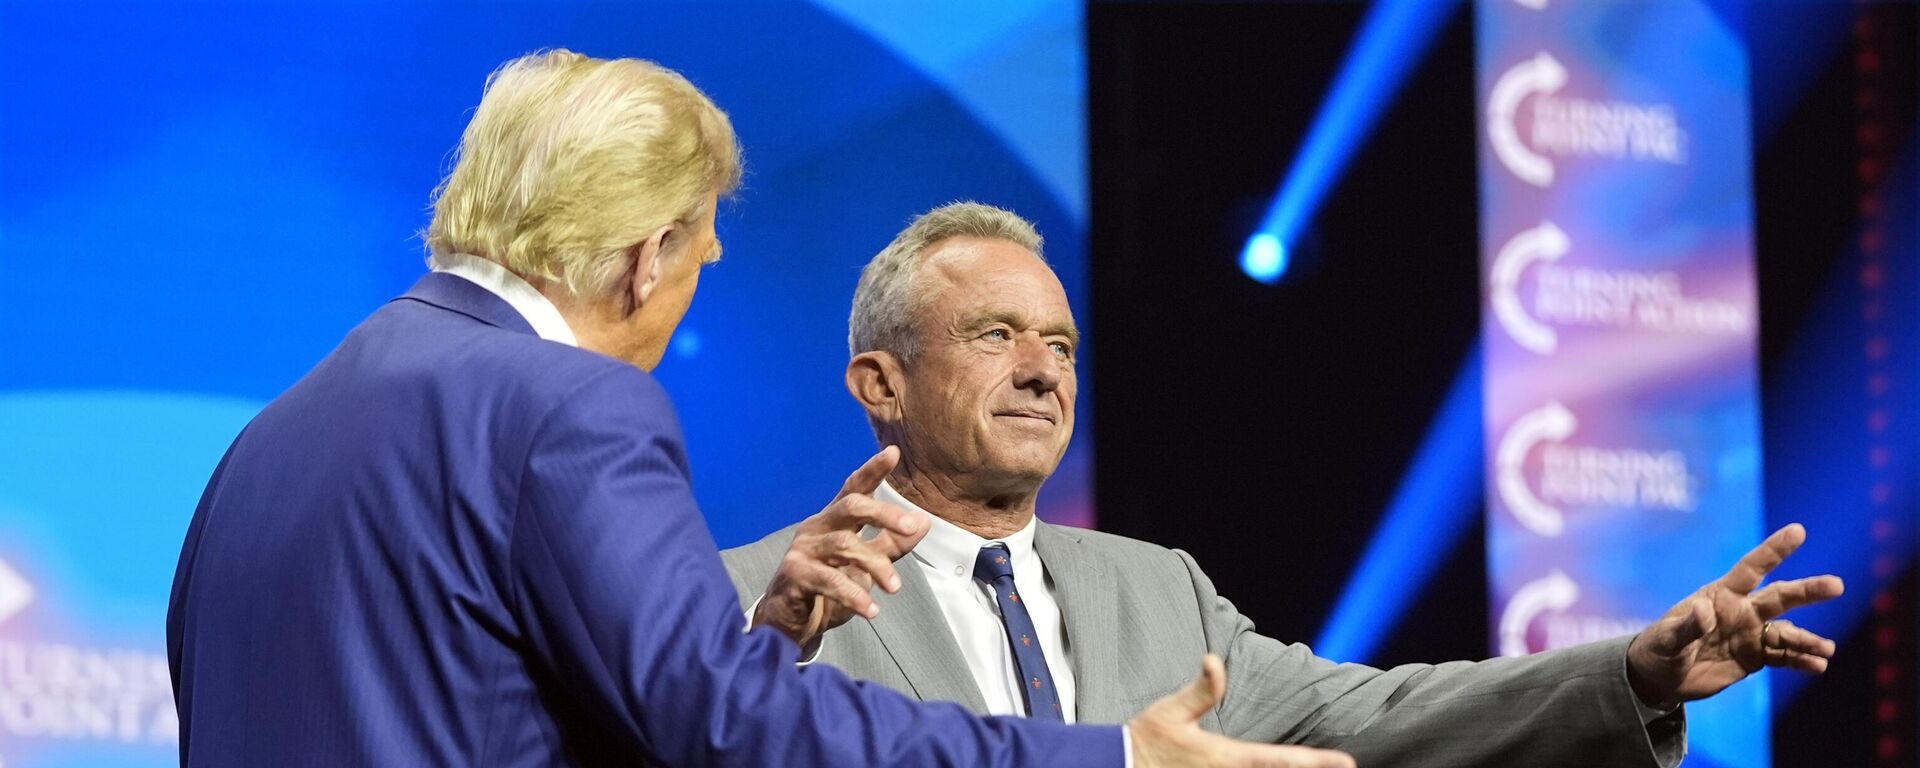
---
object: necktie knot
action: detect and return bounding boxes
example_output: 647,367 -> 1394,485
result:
974,543 -> 1016,584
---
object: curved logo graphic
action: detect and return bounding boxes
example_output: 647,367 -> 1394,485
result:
1498,569 -> 1580,657
1487,52 -> 1567,187
1496,401 -> 1577,537
1491,221 -> 1570,354
0,557 -> 32,767
0,558 -> 30,626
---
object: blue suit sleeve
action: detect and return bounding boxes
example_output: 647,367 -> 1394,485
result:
507,366 -> 1125,767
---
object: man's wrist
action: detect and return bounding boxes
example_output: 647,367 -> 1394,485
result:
1631,691 -> 1679,725
744,594 -> 825,664
1624,632 -> 1679,710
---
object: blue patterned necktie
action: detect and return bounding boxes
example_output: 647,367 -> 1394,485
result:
973,543 -> 1064,721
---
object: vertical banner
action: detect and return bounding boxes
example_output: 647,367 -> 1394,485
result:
1476,2 -> 1767,766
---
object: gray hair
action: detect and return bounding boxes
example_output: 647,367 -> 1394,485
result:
848,202 -> 1045,362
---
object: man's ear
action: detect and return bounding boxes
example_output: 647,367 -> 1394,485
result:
626,223 -> 675,315
847,351 -> 905,424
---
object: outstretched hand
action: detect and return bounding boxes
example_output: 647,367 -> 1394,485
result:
1129,655 -> 1356,768
1627,523 -> 1845,706
751,446 -> 927,649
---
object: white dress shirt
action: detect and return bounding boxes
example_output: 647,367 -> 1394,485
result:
876,481 -> 1078,723
431,252 -> 578,346
434,259 -> 1133,759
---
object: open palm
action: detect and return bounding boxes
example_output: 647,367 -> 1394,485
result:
1627,524 -> 1844,705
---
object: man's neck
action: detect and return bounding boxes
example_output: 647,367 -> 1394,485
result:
887,465 -> 1037,540
542,284 -> 641,367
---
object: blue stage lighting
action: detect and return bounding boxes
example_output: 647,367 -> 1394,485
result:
1238,0 -> 1458,285
1764,156 -> 1917,708
1240,233 -> 1287,284
1315,344 -> 1483,663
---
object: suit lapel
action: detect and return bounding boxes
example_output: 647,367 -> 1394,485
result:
864,556 -> 991,713
1035,523 -> 1122,724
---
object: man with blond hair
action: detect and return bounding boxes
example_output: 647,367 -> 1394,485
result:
166,51 -> 1350,768
725,202 -> 1846,767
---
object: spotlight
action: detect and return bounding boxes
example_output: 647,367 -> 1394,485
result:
1240,233 -> 1288,284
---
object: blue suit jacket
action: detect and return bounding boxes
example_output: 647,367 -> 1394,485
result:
166,273 -> 1123,766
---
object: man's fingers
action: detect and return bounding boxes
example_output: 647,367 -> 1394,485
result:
1721,523 -> 1807,594
1751,575 -> 1846,621
1767,644 -> 1831,674
809,494 -> 922,542
836,445 -> 900,500
792,557 -> 879,620
1161,654 -> 1228,723
1269,745 -> 1357,768
810,530 -> 903,593
1268,747 -> 1356,768
1133,657 -> 1354,768
1768,620 -> 1838,660
861,494 -> 923,540
865,520 -> 931,562
1197,737 -> 1356,768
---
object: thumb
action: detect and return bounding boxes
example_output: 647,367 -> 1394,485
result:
1674,597 -> 1714,646
1651,597 -> 1713,655
1163,654 -> 1227,723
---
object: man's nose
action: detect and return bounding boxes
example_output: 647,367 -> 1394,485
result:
1011,334 -> 1062,393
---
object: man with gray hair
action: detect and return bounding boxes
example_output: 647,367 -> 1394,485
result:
724,202 -> 1846,766
168,51 -> 1347,768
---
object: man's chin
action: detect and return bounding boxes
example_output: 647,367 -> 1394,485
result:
981,453 -> 1065,487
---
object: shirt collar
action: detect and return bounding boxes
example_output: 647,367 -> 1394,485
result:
430,252 -> 578,347
876,480 -> 1038,582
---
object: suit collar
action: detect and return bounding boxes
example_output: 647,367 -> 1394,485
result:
428,253 -> 579,345
1034,522 -> 1124,724
879,481 -> 1041,590
397,271 -> 538,337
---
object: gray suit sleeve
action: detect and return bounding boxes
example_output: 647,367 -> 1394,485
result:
1179,550 -> 1687,767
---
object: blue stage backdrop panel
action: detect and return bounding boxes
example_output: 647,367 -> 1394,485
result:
1476,2 -> 1769,766
0,3 -> 1088,764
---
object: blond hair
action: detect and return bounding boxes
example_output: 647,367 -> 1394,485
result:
425,49 -> 742,297
849,202 -> 1045,362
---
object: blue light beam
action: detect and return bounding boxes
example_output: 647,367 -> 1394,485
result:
1314,344 -> 1484,663
1240,233 -> 1287,282
1765,150 -> 1918,709
1239,0 -> 1459,284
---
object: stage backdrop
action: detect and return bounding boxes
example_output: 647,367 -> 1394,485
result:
0,2 -> 1091,765
1477,1 -> 1768,766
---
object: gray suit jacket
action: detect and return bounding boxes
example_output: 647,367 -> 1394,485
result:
723,520 -> 1686,767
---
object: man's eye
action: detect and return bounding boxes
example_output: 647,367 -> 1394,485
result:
1050,342 -> 1072,357
985,329 -> 1011,341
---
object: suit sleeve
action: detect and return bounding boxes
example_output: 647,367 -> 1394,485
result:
1181,550 -> 1686,767
505,366 -> 1125,767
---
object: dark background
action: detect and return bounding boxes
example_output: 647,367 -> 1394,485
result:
1088,2 -> 1917,765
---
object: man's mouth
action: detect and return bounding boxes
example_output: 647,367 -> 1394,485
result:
993,410 -> 1056,424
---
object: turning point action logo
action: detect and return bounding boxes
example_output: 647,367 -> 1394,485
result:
1488,52 -> 1686,187
1491,221 -> 1750,354
1496,401 -> 1696,537
0,556 -> 178,761
1498,570 -> 1650,656
0,563 -> 27,630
